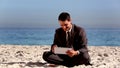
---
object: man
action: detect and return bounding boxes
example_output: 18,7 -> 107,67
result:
43,12 -> 91,67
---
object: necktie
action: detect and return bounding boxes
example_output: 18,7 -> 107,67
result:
66,32 -> 71,47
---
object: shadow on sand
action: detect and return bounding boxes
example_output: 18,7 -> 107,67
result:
0,61 -> 59,67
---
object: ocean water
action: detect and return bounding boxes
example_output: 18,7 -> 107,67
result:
0,28 -> 120,46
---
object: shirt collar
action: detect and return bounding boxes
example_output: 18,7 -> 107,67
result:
66,26 -> 72,33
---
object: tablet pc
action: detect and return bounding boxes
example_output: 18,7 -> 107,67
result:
54,47 -> 72,54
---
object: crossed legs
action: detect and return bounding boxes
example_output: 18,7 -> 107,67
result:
42,51 -> 91,67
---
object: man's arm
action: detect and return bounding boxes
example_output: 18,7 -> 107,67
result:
77,28 -> 88,54
51,30 -> 59,53
66,27 -> 88,57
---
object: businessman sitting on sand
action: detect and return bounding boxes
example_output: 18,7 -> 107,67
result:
43,12 -> 91,67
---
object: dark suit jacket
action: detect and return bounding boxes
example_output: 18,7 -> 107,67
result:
51,24 -> 88,54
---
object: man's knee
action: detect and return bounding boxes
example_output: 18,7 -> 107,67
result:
42,51 -> 51,61
82,53 -> 92,65
82,52 -> 91,62
76,52 -> 90,63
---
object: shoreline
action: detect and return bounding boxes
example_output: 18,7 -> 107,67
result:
0,45 -> 120,68
0,44 -> 120,46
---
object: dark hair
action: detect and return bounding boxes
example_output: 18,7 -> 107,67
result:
58,12 -> 71,21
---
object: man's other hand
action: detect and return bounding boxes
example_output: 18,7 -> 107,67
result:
51,45 -> 57,53
66,49 -> 78,57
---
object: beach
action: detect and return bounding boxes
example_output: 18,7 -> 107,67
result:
0,45 -> 120,68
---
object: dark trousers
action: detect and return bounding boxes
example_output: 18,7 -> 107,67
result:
42,51 -> 91,67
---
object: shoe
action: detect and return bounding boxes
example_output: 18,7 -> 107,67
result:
85,62 -> 93,66
65,64 -> 75,67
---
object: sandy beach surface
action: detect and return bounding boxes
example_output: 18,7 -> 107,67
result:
0,45 -> 120,68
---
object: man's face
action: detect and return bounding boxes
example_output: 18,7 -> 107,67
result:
59,20 -> 72,31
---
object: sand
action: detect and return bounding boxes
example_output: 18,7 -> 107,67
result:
0,45 -> 120,68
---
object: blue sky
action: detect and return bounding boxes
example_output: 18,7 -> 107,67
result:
0,0 -> 120,28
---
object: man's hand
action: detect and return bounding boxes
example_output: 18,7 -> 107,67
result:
51,45 -> 57,53
66,49 -> 78,57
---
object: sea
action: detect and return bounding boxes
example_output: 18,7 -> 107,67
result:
0,28 -> 120,46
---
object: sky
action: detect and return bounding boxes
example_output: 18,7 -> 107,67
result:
0,0 -> 120,28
